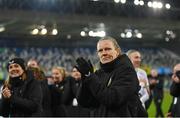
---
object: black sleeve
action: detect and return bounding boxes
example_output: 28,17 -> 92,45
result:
77,81 -> 99,108
10,80 -> 42,113
1,97 -> 11,116
85,67 -> 139,108
170,82 -> 180,97
61,79 -> 74,105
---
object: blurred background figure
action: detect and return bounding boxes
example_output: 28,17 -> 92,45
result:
27,59 -> 39,69
65,66 -> 90,117
46,76 -> 54,85
127,50 -> 150,111
49,67 -> 74,116
70,66 -> 82,106
27,59 -> 52,116
148,69 -> 164,117
0,57 -> 42,117
167,63 -> 180,117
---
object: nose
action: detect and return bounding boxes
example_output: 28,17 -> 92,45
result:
101,52 -> 108,58
137,57 -> 141,62
101,49 -> 108,55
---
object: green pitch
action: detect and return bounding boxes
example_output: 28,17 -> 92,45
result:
147,90 -> 173,117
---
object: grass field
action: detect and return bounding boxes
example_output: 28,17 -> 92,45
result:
147,90 -> 173,117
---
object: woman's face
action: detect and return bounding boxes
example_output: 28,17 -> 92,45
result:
52,68 -> 63,84
71,68 -> 81,80
8,63 -> 24,78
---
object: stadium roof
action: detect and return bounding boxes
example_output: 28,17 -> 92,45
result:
0,0 -> 180,42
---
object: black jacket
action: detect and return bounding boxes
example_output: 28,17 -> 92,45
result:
0,70 -> 42,117
65,77 -> 90,117
77,54 -> 140,117
69,77 -> 81,99
149,75 -> 164,99
169,82 -> 180,117
170,82 -> 180,97
49,78 -> 74,116
39,79 -> 52,116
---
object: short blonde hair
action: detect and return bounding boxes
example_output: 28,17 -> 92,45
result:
98,36 -> 121,50
126,49 -> 139,56
52,67 -> 66,79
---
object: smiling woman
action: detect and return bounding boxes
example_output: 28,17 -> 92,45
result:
0,57 -> 43,117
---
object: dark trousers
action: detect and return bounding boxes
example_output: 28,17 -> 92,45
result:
154,97 -> 164,117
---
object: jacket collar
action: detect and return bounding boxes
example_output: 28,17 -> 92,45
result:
100,54 -> 133,72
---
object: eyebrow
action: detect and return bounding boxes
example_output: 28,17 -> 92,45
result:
97,47 -> 112,52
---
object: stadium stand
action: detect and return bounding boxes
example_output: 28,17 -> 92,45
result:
0,47 -> 179,80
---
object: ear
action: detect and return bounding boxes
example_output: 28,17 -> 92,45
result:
115,48 -> 121,56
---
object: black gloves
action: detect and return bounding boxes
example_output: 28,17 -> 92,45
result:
75,57 -> 94,78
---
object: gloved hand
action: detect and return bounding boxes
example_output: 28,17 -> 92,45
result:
75,57 -> 94,77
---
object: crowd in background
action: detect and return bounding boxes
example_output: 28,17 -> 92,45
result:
0,46 -> 179,80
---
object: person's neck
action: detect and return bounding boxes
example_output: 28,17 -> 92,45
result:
100,55 -> 121,72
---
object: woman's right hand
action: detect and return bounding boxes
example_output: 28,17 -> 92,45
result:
2,87 -> 11,98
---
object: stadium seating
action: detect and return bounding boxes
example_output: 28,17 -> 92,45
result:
0,47 -> 179,80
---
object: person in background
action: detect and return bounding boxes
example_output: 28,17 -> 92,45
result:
75,36 -> 141,117
46,75 -> 54,85
0,57 -> 42,117
70,67 -> 82,106
149,69 -> 164,117
49,67 -> 74,116
127,49 -> 150,110
27,59 -> 39,69
27,59 -> 52,116
65,66 -> 90,117
167,63 -> 180,117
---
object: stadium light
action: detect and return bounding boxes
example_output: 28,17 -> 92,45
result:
136,32 -> 142,38
120,0 -> 126,4
98,31 -> 106,37
67,34 -> 71,39
114,0 -> 120,3
152,1 -> 163,9
165,30 -> 176,40
88,30 -> 106,37
40,28 -> 47,35
52,29 -> 58,35
134,0 -> 139,5
88,31 -> 94,37
147,1 -> 152,7
139,0 -> 144,6
165,3 -> 171,9
0,26 -> 5,32
166,30 -> 171,35
80,31 -> 86,37
157,2 -> 163,9
126,31 -> 132,38
165,37 -> 170,42
152,1 -> 158,8
120,33 -> 126,38
31,28 -> 39,35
